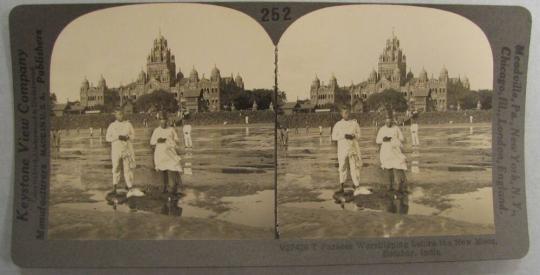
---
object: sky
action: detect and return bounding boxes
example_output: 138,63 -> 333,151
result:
51,3 -> 275,103
51,4 -> 494,104
278,5 -> 493,100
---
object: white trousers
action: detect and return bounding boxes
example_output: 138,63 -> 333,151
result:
184,133 -> 192,148
411,132 -> 419,146
111,151 -> 133,188
338,154 -> 361,187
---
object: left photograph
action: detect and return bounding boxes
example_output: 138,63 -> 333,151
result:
48,3 -> 276,240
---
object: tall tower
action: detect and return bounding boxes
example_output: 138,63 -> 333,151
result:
80,77 -> 90,107
378,31 -> 407,82
310,75 -> 320,104
146,31 -> 176,87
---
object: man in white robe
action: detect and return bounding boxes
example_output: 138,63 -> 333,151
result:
410,119 -> 419,146
150,113 -> 183,196
106,110 -> 136,194
182,122 -> 193,148
376,117 -> 408,193
332,108 -> 368,195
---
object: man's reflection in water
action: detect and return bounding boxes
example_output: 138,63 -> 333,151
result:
334,190 -> 410,214
161,197 -> 183,216
387,193 -> 409,215
106,192 -> 128,210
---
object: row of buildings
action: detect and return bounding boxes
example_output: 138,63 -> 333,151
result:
79,33 -> 245,113
309,34 -> 471,112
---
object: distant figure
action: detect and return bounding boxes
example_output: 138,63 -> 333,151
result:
150,112 -> 183,197
410,119 -> 419,146
295,126 -> 299,134
332,107 -> 364,195
105,109 -> 136,194
376,115 -> 408,194
279,124 -> 289,147
245,116 -> 249,125
183,122 -> 193,148
89,127 -> 93,137
319,125 -> 323,136
469,115 -> 474,123
51,130 -> 61,152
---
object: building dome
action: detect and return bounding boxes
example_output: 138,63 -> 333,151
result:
81,77 -> 89,89
419,68 -> 428,82
406,69 -> 414,80
98,75 -> 107,88
439,66 -> 449,81
235,73 -> 244,87
235,74 -> 242,82
211,65 -> 221,81
440,66 -> 448,75
177,70 -> 184,80
189,67 -> 199,82
311,75 -> 320,88
463,76 -> 470,88
329,74 -> 338,87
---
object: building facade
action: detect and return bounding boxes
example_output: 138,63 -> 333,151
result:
310,34 -> 471,112
80,33 -> 244,113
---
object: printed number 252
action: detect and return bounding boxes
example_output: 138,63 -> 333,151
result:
261,7 -> 292,22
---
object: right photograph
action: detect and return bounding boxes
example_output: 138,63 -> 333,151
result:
276,5 -> 495,239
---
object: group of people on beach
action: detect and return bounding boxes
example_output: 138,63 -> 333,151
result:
102,106 -> 415,201
332,107 -> 415,197
105,109 -> 192,199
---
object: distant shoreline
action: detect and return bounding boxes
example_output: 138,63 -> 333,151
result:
50,110 -> 491,129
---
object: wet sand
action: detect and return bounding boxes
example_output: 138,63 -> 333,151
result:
49,124 -> 275,240
278,123 -> 495,239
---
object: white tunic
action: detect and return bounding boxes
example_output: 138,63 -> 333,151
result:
182,124 -> 192,135
410,123 -> 418,133
105,120 -> 136,167
332,119 -> 362,160
150,127 -> 182,172
376,125 -> 407,170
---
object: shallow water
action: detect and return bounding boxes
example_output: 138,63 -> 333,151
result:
49,124 -> 275,239
278,124 -> 494,237
281,186 -> 494,226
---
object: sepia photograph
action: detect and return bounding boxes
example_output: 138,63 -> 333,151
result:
276,5 -> 495,239
48,3 -> 276,240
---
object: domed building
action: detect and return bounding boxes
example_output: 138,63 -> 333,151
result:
309,74 -> 349,109
80,32 -> 244,113
80,75 -> 118,111
310,33 -> 471,112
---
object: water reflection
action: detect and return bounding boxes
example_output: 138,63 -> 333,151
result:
49,125 -> 275,239
161,197 -> 183,216
283,185 -> 493,226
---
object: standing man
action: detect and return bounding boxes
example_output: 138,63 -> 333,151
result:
332,107 -> 365,196
183,120 -> 193,148
376,115 -> 408,194
106,109 -> 136,194
150,112 -> 183,198
410,118 -> 419,146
